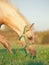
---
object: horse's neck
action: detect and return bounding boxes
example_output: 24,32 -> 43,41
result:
1,2 -> 29,36
4,16 -> 28,36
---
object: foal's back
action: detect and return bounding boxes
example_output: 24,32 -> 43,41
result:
0,0 -> 8,25
0,0 -> 8,2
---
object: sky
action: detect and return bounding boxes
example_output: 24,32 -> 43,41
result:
10,0 -> 49,31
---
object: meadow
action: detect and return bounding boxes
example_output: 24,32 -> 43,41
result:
0,30 -> 49,65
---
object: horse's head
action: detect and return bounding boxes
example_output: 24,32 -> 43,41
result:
20,23 -> 35,46
20,23 -> 36,57
25,23 -> 35,44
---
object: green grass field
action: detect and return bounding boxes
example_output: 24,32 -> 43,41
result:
0,31 -> 49,65
0,43 -> 49,65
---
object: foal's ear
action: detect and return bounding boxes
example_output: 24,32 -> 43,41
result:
30,23 -> 34,29
26,23 -> 34,32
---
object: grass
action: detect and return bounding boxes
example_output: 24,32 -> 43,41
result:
0,31 -> 49,65
0,43 -> 49,65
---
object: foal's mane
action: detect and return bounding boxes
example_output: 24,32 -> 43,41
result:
0,0 -> 8,2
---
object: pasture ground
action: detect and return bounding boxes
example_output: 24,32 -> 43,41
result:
0,44 -> 49,65
0,31 -> 49,65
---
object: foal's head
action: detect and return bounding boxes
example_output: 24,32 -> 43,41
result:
20,23 -> 36,57
24,23 -> 35,45
20,23 -> 35,46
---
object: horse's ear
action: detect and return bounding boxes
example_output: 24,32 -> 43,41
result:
30,23 -> 34,29
26,23 -> 34,32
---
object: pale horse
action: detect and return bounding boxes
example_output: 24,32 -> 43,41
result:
0,0 -> 36,56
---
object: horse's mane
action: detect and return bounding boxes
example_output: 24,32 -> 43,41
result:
0,0 -> 8,2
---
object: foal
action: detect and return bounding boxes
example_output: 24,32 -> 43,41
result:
0,0 -> 36,56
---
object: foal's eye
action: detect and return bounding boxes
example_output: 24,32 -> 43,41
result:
28,36 -> 33,40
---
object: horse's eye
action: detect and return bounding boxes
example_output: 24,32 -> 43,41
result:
28,36 -> 33,40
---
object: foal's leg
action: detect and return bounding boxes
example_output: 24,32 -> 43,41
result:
0,32 -> 12,54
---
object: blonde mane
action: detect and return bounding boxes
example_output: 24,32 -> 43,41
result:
0,0 -> 8,2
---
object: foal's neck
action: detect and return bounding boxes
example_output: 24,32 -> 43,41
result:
0,1 -> 29,36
